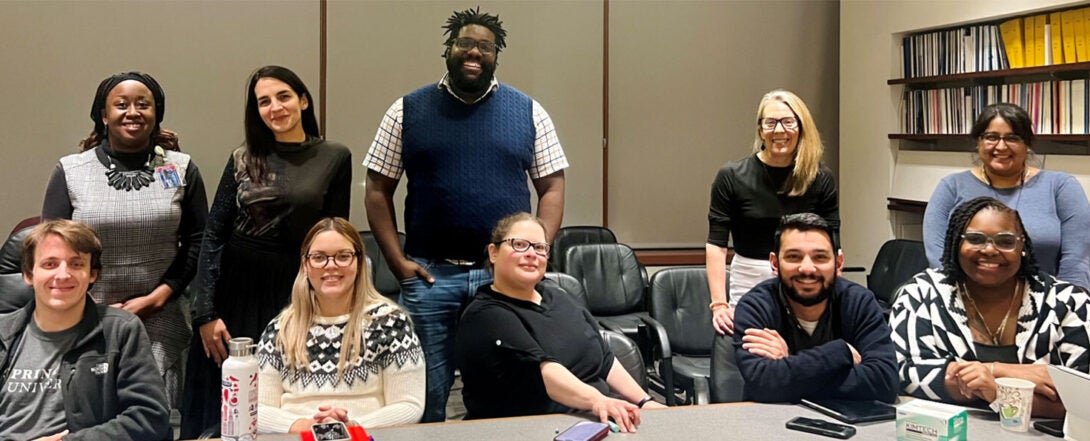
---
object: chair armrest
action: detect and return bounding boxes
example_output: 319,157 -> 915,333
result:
636,316 -> 676,406
842,266 -> 866,273
693,376 -> 710,405
636,316 -> 671,359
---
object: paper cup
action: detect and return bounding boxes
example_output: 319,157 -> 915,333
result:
995,377 -> 1035,432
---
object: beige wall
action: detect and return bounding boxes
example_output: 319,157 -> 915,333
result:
0,1 -> 839,253
839,0 -> 1084,268
609,0 -> 840,247
0,0 -> 318,233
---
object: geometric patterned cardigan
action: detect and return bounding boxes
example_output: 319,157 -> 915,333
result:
890,268 -> 1090,402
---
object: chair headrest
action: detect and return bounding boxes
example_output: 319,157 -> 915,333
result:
0,226 -> 34,274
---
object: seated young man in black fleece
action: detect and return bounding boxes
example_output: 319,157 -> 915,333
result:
0,220 -> 170,441
732,213 -> 898,403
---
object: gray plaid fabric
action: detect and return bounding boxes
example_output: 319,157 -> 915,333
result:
60,148 -> 193,406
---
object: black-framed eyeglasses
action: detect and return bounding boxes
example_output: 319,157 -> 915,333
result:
452,37 -> 497,55
980,133 -> 1024,146
961,231 -> 1022,252
758,116 -> 799,131
496,238 -> 550,256
306,251 -> 360,268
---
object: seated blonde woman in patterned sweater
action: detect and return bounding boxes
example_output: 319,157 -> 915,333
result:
256,218 -> 424,433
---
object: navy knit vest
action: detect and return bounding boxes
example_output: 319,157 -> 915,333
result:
402,84 -> 534,260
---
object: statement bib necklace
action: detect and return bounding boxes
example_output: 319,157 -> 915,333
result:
104,145 -> 164,191
959,279 -> 1022,345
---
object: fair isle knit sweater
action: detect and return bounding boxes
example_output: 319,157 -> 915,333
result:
256,302 -> 424,432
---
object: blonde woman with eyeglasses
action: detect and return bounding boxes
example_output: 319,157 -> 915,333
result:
923,103 -> 1090,289
255,218 -> 424,433
706,90 -> 839,336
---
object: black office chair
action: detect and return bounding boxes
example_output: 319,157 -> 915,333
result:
542,272 -> 588,308
361,231 -> 406,303
563,243 -> 676,403
709,333 -> 745,403
563,243 -> 650,335
601,330 -> 648,391
0,223 -> 36,313
844,239 -> 927,310
550,226 -> 617,273
647,267 -> 714,405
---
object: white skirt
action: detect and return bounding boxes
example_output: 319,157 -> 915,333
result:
728,254 -> 774,306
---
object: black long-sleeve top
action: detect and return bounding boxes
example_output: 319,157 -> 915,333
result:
707,154 -> 839,256
191,138 -> 351,326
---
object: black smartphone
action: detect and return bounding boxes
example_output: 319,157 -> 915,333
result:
1034,419 -> 1064,437
554,421 -> 610,441
786,416 -> 857,439
311,421 -> 352,441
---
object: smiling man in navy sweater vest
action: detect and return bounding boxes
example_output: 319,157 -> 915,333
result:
363,7 -> 568,422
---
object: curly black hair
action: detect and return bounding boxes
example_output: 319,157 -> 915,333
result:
939,196 -> 1039,284
442,6 -> 507,53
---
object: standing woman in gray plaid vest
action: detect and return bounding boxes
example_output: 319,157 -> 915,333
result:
41,71 -> 209,413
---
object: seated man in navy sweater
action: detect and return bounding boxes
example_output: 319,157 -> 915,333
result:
732,213 -> 897,403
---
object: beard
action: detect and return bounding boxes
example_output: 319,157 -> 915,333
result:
780,274 -> 836,307
446,53 -> 496,95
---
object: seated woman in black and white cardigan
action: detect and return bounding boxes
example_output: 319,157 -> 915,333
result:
891,196 -> 1090,418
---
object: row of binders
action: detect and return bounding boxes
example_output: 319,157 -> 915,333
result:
902,80 -> 1090,135
901,8 -> 1090,79
999,8 -> 1090,69
902,25 -> 1007,78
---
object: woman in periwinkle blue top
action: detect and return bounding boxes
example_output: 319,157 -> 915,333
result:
924,103 -> 1090,289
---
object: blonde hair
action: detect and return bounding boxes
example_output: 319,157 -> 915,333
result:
275,217 -> 393,377
751,90 -> 825,196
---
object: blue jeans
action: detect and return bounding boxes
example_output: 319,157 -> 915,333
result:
399,257 -> 491,422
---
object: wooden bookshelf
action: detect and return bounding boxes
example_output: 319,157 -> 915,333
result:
889,61 -> 1090,87
890,133 -> 1090,142
890,8 -> 1090,155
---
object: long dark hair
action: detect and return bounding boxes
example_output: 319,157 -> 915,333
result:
242,65 -> 321,184
939,197 -> 1039,284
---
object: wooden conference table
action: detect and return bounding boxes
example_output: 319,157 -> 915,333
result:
210,400 -> 1055,440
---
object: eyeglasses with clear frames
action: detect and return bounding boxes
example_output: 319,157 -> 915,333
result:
759,117 -> 799,131
452,37 -> 497,55
961,231 -> 1022,252
497,238 -> 550,256
980,133 -> 1024,146
307,251 -> 359,268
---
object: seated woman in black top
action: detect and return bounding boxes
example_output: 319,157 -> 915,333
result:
891,197 -> 1090,418
455,213 -> 664,432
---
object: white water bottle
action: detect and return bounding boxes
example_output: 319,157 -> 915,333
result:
221,337 -> 258,441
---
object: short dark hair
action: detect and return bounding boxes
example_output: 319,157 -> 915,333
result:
442,6 -> 507,54
939,197 -> 1038,284
773,213 -> 834,254
242,65 -> 321,185
22,220 -> 103,278
969,103 -> 1034,147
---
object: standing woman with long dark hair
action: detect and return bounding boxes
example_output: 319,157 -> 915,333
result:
41,72 -> 208,414
181,65 -> 352,437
